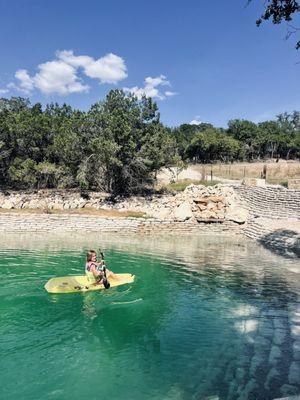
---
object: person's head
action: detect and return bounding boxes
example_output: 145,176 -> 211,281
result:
86,250 -> 97,262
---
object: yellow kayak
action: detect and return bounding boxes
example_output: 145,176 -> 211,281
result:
44,273 -> 135,294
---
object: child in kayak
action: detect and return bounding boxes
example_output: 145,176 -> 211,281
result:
85,250 -> 118,285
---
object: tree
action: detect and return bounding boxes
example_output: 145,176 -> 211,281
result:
257,121 -> 284,158
276,111 -> 300,158
186,128 -> 243,163
251,0 -> 300,49
172,123 -> 214,159
73,90 -> 177,195
227,119 -> 260,160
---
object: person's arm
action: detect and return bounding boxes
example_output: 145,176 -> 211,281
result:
90,264 -> 103,279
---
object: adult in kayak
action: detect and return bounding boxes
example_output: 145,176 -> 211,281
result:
85,249 -> 119,286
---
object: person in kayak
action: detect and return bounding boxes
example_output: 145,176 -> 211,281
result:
85,250 -> 118,285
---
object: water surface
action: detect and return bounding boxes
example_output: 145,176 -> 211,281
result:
1,233 -> 300,400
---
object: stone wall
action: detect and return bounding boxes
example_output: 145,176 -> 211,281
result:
0,213 -> 241,235
235,186 -> 300,257
0,185 -> 299,248
236,186 -> 300,220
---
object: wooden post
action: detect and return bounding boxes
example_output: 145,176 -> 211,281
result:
201,165 -> 206,181
261,164 -> 267,179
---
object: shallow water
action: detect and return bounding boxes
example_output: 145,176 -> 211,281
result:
0,233 -> 300,400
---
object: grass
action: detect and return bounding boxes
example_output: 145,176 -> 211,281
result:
162,179 -> 220,192
193,161 -> 300,184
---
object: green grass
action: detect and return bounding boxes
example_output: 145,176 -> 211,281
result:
126,213 -> 150,218
163,179 -> 220,192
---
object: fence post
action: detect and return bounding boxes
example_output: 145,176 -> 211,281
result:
201,165 -> 206,181
261,164 -> 267,180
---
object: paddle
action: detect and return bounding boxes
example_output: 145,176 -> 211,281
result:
99,250 -> 110,289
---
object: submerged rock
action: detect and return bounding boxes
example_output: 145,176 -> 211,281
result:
269,345 -> 282,366
288,361 -> 300,385
280,383 -> 299,397
264,367 -> 280,391
292,341 -> 300,361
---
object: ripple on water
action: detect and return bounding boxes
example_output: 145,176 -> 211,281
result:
0,233 -> 300,400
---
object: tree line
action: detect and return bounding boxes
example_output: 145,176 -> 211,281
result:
0,90 -> 299,194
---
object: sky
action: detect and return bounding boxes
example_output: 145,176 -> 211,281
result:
0,0 -> 299,128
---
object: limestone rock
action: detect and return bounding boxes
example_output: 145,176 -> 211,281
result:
197,210 -> 215,220
52,202 -> 64,210
174,201 -> 193,222
1,199 -> 14,209
193,195 -> 224,204
225,207 -> 248,224
152,207 -> 172,220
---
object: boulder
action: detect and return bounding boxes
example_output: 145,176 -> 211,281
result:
225,207 -> 248,224
243,178 -> 266,187
174,201 -> 193,222
217,202 -> 225,209
196,210 -> 215,220
207,202 -> 215,210
152,207 -> 172,220
288,361 -> 300,385
52,202 -> 64,210
27,199 -> 41,209
193,195 -> 224,204
1,199 -> 14,209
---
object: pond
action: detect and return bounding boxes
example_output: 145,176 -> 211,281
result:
0,233 -> 299,400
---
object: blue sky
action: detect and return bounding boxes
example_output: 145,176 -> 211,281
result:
0,0 -> 299,127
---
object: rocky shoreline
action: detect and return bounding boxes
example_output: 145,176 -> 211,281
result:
0,184 -> 248,223
0,183 -> 299,258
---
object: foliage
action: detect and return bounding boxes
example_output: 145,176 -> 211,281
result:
186,128 -> 244,162
0,91 -> 177,195
251,0 -> 300,49
0,93 -> 299,194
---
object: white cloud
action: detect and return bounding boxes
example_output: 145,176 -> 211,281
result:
56,50 -> 127,84
190,116 -> 202,125
15,69 -> 35,93
33,60 -> 88,95
0,88 -> 9,95
124,74 -> 175,100
165,91 -> 177,97
12,50 -> 128,96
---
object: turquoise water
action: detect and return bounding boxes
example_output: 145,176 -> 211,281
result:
0,233 -> 300,400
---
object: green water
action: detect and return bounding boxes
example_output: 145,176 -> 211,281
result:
1,233 -> 300,400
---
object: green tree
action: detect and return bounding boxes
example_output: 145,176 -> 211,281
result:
186,128 -> 243,163
227,119 -> 260,160
172,123 -> 214,159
